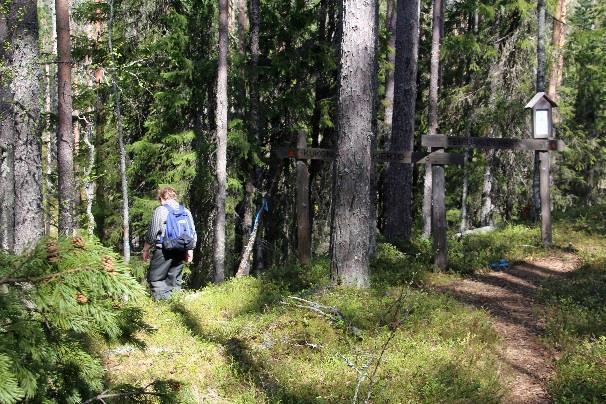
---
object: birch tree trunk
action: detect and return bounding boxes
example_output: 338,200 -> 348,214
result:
10,0 -> 44,252
108,0 -> 130,262
214,0 -> 229,283
56,0 -> 75,236
422,0 -> 444,238
330,0 -> 378,288
384,0 -> 420,242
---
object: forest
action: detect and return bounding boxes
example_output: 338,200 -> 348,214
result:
0,0 -> 605,402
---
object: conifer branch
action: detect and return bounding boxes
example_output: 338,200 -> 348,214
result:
0,268 -> 88,285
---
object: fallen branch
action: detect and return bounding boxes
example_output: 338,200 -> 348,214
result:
281,296 -> 345,324
83,383 -> 166,404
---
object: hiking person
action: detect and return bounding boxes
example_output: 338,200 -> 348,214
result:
143,187 -> 197,300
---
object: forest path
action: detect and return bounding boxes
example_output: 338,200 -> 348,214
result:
437,254 -> 581,403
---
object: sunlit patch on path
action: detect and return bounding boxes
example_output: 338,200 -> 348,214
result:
438,254 -> 581,403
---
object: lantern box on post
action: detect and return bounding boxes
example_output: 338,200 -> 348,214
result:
525,92 -> 558,139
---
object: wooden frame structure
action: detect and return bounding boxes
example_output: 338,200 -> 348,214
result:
275,93 -> 563,271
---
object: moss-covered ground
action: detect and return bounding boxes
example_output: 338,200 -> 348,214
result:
101,211 -> 606,403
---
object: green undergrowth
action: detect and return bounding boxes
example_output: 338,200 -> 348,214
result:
103,256 -> 505,402
536,213 -> 606,403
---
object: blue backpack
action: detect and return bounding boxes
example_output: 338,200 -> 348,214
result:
161,204 -> 195,251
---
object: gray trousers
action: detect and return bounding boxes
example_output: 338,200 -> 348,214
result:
148,249 -> 185,300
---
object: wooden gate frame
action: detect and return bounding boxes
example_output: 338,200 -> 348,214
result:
422,134 -> 564,270
275,131 -> 464,266
275,94 -> 563,271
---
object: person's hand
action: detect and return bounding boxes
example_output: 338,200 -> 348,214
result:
186,250 -> 193,263
143,245 -> 151,261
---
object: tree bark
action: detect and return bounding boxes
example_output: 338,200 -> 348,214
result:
383,0 -> 420,242
56,0 -> 75,236
214,0 -> 229,283
249,0 -> 265,273
108,0 -> 130,262
10,0 -> 44,252
237,0 -> 249,53
532,0 -> 546,220
480,150 -> 495,226
330,0 -> 378,288
460,148 -> 469,232
383,0 -> 397,131
422,0 -> 444,238
548,0 -> 568,105
0,10 -> 15,251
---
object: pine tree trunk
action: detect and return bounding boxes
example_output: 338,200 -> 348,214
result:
0,10 -> 15,251
532,0 -> 546,220
422,0 -> 444,238
383,0 -> 396,131
249,0 -> 265,272
214,0 -> 229,283
108,0 -> 130,262
480,150 -> 495,226
330,0 -> 378,288
383,0 -> 420,242
548,0 -> 568,105
56,0 -> 75,236
237,0 -> 249,53
10,0 -> 44,252
460,148 -> 469,232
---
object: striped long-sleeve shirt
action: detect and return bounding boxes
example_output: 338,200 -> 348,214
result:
145,200 -> 197,247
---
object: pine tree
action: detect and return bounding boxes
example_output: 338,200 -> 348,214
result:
331,0 -> 378,288
0,235 -> 147,403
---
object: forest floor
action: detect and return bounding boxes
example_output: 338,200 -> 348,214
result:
436,253 -> 581,403
101,218 -> 606,403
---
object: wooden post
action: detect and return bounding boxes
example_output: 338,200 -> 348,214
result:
296,131 -> 311,265
432,150 -> 448,271
540,150 -> 552,246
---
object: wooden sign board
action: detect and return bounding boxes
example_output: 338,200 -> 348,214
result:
421,135 -> 565,152
275,147 -> 464,165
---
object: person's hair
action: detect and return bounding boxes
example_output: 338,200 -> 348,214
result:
157,186 -> 178,201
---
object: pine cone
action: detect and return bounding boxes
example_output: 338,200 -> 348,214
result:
46,240 -> 59,263
101,256 -> 115,273
76,292 -> 88,304
72,235 -> 86,249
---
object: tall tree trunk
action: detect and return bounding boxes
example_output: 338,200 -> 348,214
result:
0,10 -> 15,251
43,64 -> 53,235
10,0 -> 44,252
383,0 -> 396,132
237,0 -> 249,53
249,0 -> 265,272
548,0 -> 568,105
532,0 -> 546,220
460,148 -> 469,232
214,0 -> 229,283
383,0 -> 420,242
56,0 -> 75,236
330,0 -> 378,288
108,0 -> 130,262
480,150 -> 495,226
422,0 -> 444,238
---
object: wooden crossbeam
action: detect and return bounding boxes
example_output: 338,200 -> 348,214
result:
274,147 -> 464,165
421,135 -> 565,151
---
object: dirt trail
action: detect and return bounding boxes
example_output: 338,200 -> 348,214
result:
439,254 -> 581,403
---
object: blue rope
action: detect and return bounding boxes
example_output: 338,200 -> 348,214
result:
253,197 -> 269,230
